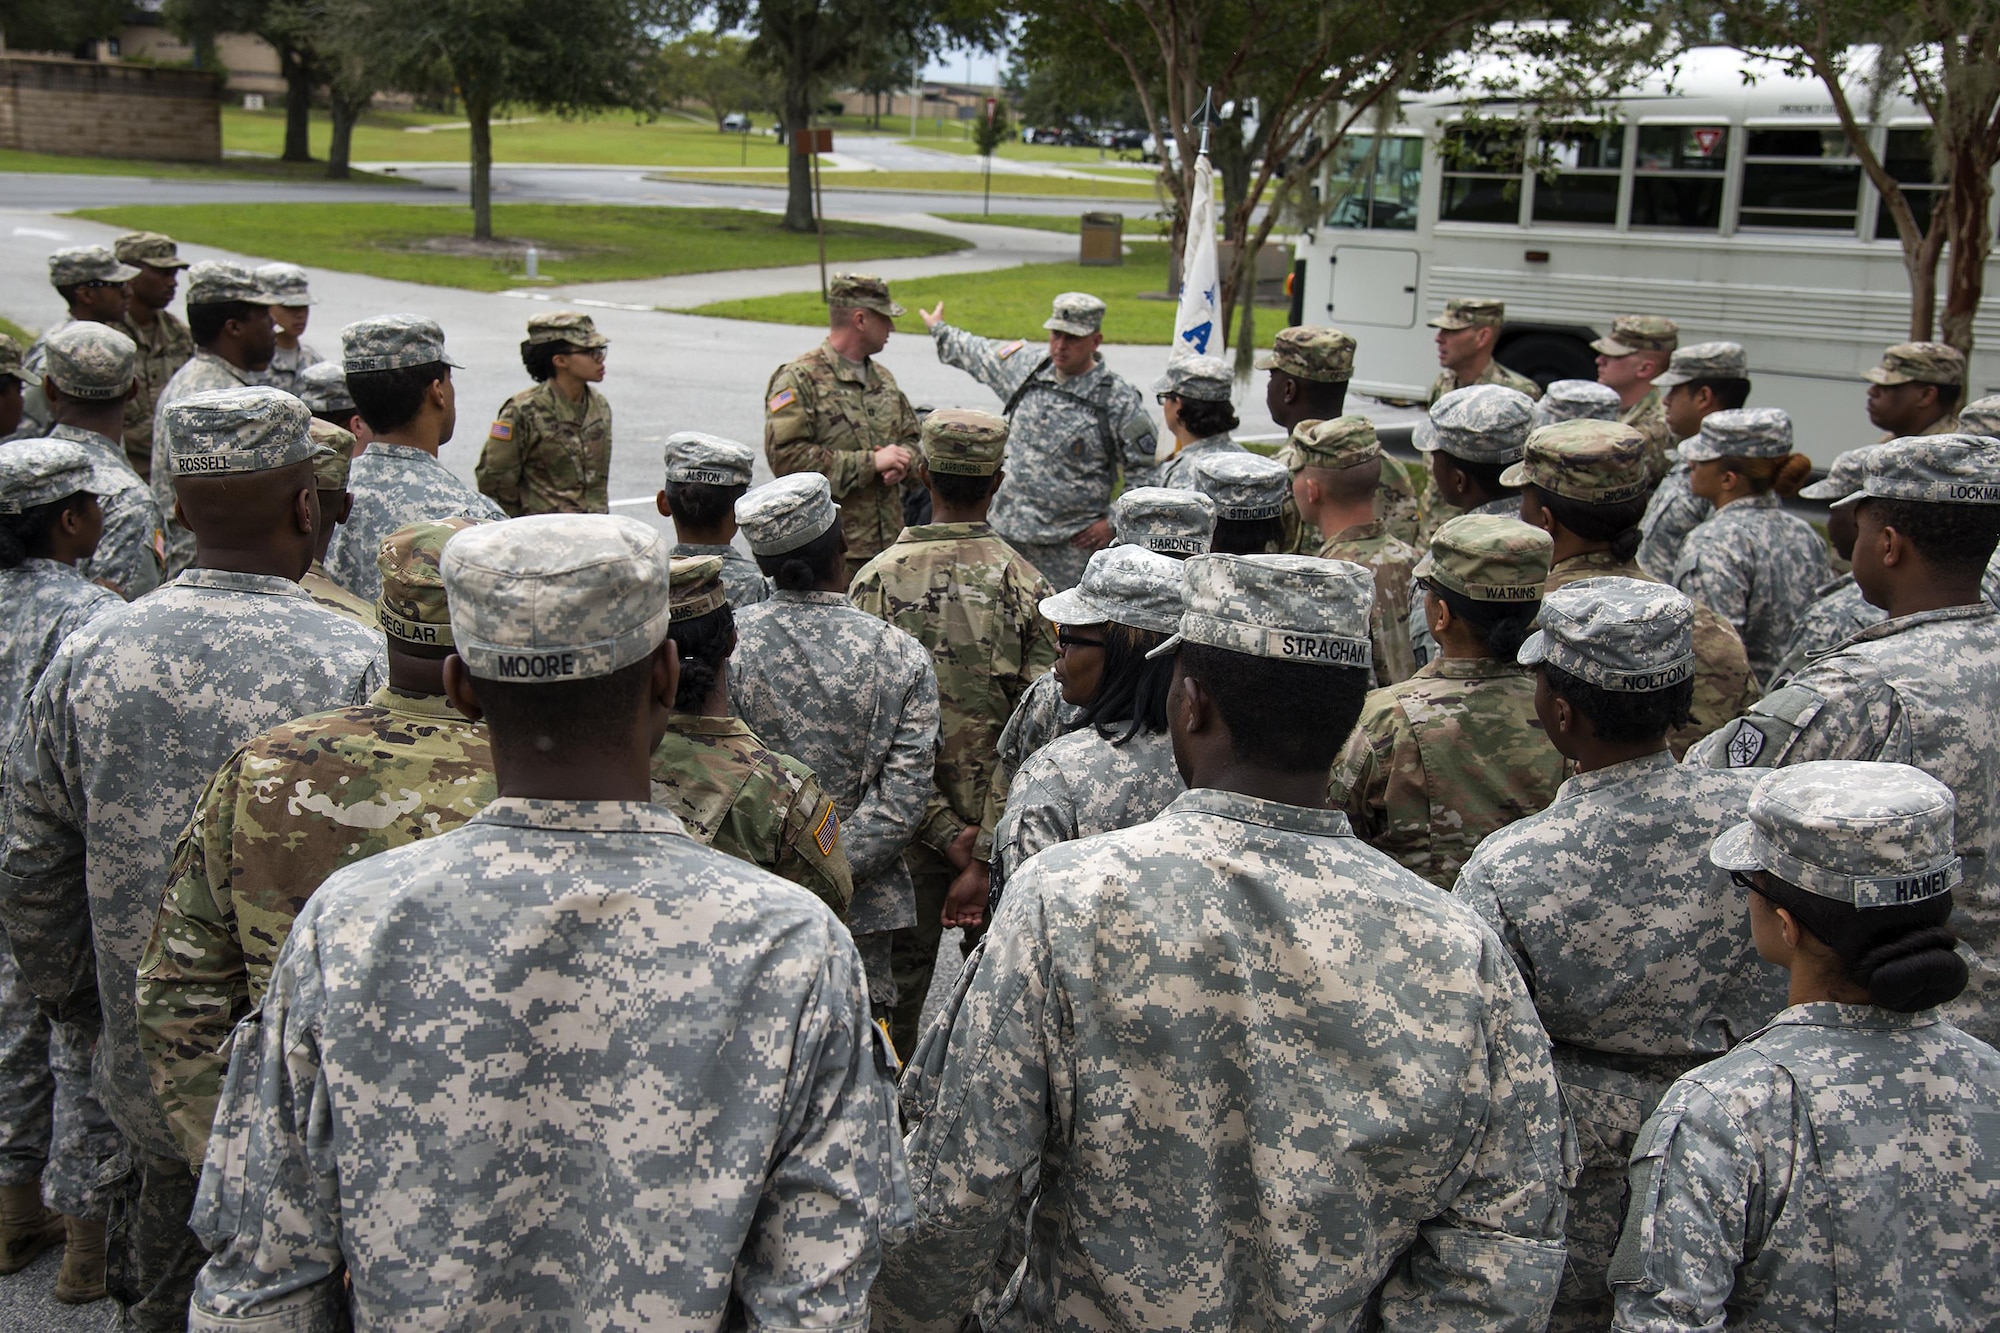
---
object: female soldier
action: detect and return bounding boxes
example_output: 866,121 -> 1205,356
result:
476,310 -> 613,516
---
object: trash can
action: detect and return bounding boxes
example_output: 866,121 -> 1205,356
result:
1079,212 -> 1124,266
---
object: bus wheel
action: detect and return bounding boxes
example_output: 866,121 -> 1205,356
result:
1498,332 -> 1596,389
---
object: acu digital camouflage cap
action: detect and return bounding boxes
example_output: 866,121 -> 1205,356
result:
1148,552 -> 1373,668
1679,406 -> 1794,462
113,231 -> 190,270
1283,416 -> 1378,472
1043,291 -> 1106,337
0,335 -> 34,388
1652,340 -> 1747,388
1590,314 -> 1678,357
1711,760 -> 1960,910
1415,514 -> 1552,603
1426,298 -> 1504,331
1255,326 -> 1355,383
1192,450 -> 1289,520
920,407 -> 1008,476
256,263 -> 314,306
378,517 -> 484,648
828,272 -> 905,318
1864,341 -> 1965,388
1831,433 -> 2000,509
1153,354 -> 1233,403
1415,384 -> 1536,463
1958,394 -> 2000,438
185,260 -> 282,306
1530,379 -> 1622,429
297,361 -> 355,416
526,310 -> 609,349
444,513 -> 671,682
307,418 -> 357,490
1796,444 -> 1882,502
342,314 -> 461,373
1501,419 -> 1650,504
42,321 -> 136,400
1039,544 -> 1185,635
663,432 -> 756,486
668,554 -> 729,619
1110,486 -> 1214,555
0,438 -> 129,515
47,245 -> 138,288
735,472 -> 837,555
165,386 -> 318,476
1518,576 -> 1696,691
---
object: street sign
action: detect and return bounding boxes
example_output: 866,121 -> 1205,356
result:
794,128 -> 834,154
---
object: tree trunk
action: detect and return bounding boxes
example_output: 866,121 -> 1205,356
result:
1940,136 -> 1995,354
326,88 -> 363,180
466,87 -> 495,241
782,83 -> 814,232
280,45 -> 314,162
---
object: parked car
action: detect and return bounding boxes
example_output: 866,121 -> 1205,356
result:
721,113 -> 752,132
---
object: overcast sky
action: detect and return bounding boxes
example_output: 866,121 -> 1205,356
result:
923,46 -> 1006,88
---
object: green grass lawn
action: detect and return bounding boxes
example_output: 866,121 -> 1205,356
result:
650,169 -> 1159,199
0,146 -> 412,186
932,212 -> 1170,236
66,204 -> 966,293
1,316 -> 30,346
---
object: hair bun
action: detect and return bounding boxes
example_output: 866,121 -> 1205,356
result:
1774,452 -> 1816,498
1860,926 -> 1969,1011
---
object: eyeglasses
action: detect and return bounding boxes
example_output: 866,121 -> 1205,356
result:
558,347 -> 607,361
1056,630 -> 1105,651
75,280 -> 124,290
1154,392 -> 1180,405
1729,870 -> 1761,891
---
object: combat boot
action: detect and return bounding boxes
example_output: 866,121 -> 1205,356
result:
0,1180 -> 64,1273
54,1216 -> 106,1303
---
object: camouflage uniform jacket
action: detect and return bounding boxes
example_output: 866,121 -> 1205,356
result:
1611,1004 -> 2000,1332
672,540 -> 768,610
849,522 -> 1056,861
649,712 -> 854,918
1635,462 -> 1710,580
188,797 -> 909,1333
989,724 -> 1183,894
1983,549 -> 1999,612
1428,359 -> 1544,406
151,349 -> 259,575
988,670 -> 1080,840
111,309 -> 194,481
931,325 -> 1156,545
1420,366 -> 1541,546
0,569 -> 383,1164
0,559 -> 119,771
476,379 -> 613,516
1622,388 -> 1675,486
1151,431 -> 1243,491
256,340 -> 323,397
1547,550 -> 1759,759
1378,454 -> 1422,548
764,341 -> 921,569
1320,518 -> 1419,686
45,422 -> 165,600
876,787 -> 1571,1333
300,560 -> 378,627
135,686 -> 495,1164
1767,573 -> 1885,689
729,589 -> 940,934
1331,656 -> 1566,890
1407,496 -> 1524,669
15,317 -> 69,438
1671,494 -> 1831,686
1689,603 -> 2000,1046
325,443 -> 508,602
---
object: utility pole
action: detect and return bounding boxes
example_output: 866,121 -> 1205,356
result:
910,55 -> 919,140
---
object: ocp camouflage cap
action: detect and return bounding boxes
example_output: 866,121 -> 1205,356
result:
1501,419 -> 1650,504
1590,314 -> 1678,357
1255,326 -> 1355,383
1864,341 -> 1965,388
1414,513 -> 1552,603
113,232 -> 190,270
1039,544 -> 1185,635
0,438 -> 128,515
1678,406 -> 1793,463
1958,394 -> 2000,438
1426,298 -> 1504,331
1282,415 -> 1379,473
663,432 -> 755,487
165,386 -> 317,476
920,407 -> 1008,476
1518,576 -> 1696,691
307,418 -> 357,491
1831,433 -> 2000,510
1147,552 -> 1373,669
0,335 -> 34,388
669,554 -> 729,619
828,272 -> 905,318
47,246 -> 138,288
1796,444 -> 1882,502
1191,450 -> 1289,520
1110,486 -> 1214,556
1043,291 -> 1105,337
42,321 -> 136,401
297,361 -> 355,416
342,314 -> 460,374
1529,379 -> 1622,429
526,310 -> 608,349
444,513 -> 670,682
1153,354 -> 1233,403
185,260 -> 281,307
1415,384 -> 1536,463
378,517 -> 483,648
1652,340 -> 1747,389
256,263 -> 314,306
1711,760 -> 1960,910
735,473 -> 837,555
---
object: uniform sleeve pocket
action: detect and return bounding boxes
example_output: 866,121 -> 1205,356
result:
1606,1101 -> 1686,1289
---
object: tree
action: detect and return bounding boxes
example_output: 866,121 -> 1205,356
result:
1011,48 -> 1147,135
0,0 -> 127,53
164,0 -> 318,162
655,30 -> 778,128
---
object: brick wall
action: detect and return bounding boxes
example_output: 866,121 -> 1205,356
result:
0,56 -> 222,162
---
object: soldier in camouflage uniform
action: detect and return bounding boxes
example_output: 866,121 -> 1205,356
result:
1286,415 -> 1420,684
649,554 -> 852,914
1616,762 -> 2000,1331
1865,340 -> 1964,440
326,315 -> 507,601
1692,434 -> 2000,1046
136,517 -> 494,1166
0,387 -> 383,1332
1150,354 -> 1243,489
189,513 -> 908,1331
1455,578 -> 1788,1332
877,551 -> 1570,1333
922,291 -> 1155,590
1636,341 -> 1748,578
299,418 -> 377,627
1260,324 -> 1419,545
657,431 -> 768,609
849,409 -> 1055,1054
1965,397 -> 2000,610
17,246 -> 138,440
477,310 -> 614,516
1531,378 -> 1621,429
38,321 -> 167,600
252,263 -> 323,395
1189,450 -> 1290,555
1670,408 -> 1830,684
1592,314 -> 1678,486
1333,514 -> 1565,889
110,233 -> 194,482
1510,419 -> 1760,757
729,474 -> 939,1020
1422,298 -> 1543,541
766,273 -> 921,579
0,336 -> 31,441
1768,447 -> 1888,686
298,359 -> 368,444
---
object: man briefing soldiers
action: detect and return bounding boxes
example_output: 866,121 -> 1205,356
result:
18,246 -> 138,441
1592,314 -> 1678,485
109,233 -> 194,482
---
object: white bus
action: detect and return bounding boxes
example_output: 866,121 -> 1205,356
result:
1293,45 -> 1997,463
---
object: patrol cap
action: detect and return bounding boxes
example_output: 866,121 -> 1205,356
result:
828,273 -> 905,318
1153,354 -> 1233,403
185,260 -> 282,307
1501,419 -> 1651,504
1414,514 -> 1552,602
1414,384 -> 1536,464
1529,379 -> 1622,429
1147,552 -> 1374,668
1678,406 -> 1793,462
444,513 -> 671,682
669,554 -> 729,619
342,314 -> 461,374
1518,576 -> 1696,691
42,322 -> 136,401
1255,326 -> 1355,383
1590,314 -> 1678,357
1831,433 -> 2000,510
297,361 -> 355,416
1039,544 -> 1185,635
307,418 -> 357,491
1864,341 -> 1965,388
1796,445 -> 1881,502
1652,340 -> 1747,389
47,246 -> 138,288
0,438 -> 128,515
1711,761 -> 1961,910
1110,486 -> 1214,556
0,335 -> 35,388
1044,292 -> 1105,337
526,310 -> 608,349
378,517 -> 483,648
1957,394 -> 2000,438
165,386 -> 317,476
1427,298 -> 1504,331
114,232 -> 190,270
663,432 -> 756,487
735,473 -> 837,555
920,408 -> 1008,476
1283,415 -> 1378,473
256,263 -> 314,307
1191,451 -> 1289,520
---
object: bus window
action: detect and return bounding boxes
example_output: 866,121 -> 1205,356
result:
1740,127 -> 1862,231
1439,125 -> 1524,224
1323,134 -> 1422,230
1532,124 -> 1622,225
1878,129 -> 1944,238
1632,124 -> 1728,229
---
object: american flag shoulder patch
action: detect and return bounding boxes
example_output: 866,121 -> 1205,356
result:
812,800 -> 840,857
768,387 -> 798,413
996,339 -> 1025,359
488,420 -> 513,441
